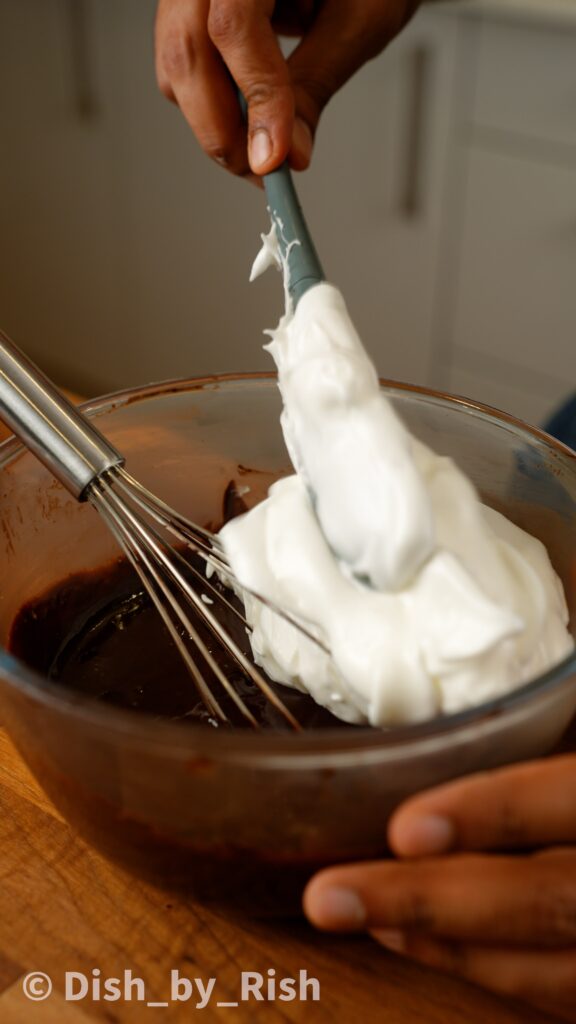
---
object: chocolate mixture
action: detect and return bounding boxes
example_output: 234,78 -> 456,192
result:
9,481 -> 360,731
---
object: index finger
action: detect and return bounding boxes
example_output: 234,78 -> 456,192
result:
303,849 -> 576,946
155,0 -> 250,175
388,754 -> 576,858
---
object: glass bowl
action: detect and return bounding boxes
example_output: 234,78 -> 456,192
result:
0,374 -> 575,916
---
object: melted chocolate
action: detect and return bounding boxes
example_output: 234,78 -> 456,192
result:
9,554 -> 359,732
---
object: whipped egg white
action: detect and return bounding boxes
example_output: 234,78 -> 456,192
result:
219,234 -> 573,726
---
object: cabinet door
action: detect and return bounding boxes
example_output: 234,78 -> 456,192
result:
472,15 -> 576,151
0,0 -> 132,393
0,0 -> 273,392
448,147 -> 576,422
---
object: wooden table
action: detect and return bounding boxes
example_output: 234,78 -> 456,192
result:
0,727 -> 560,1024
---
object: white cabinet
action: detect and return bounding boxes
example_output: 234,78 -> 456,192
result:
432,9 -> 576,427
472,15 -> 576,150
0,0 -> 278,392
449,150 -> 576,380
0,0 -> 132,392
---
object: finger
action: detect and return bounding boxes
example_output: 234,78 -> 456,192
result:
373,933 -> 576,1023
272,0 -> 318,37
387,755 -> 576,858
286,0 -> 412,169
155,0 -> 250,174
303,849 -> 576,946
207,0 -> 294,174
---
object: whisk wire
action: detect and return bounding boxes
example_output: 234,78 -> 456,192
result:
91,482 -> 230,724
115,468 -> 329,656
91,479 -> 261,726
91,470 -> 301,730
114,469 -> 226,567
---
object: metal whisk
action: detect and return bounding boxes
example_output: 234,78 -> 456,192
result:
0,135 -> 328,728
0,327 -> 311,730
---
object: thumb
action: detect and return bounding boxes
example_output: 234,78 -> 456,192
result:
207,0 -> 294,174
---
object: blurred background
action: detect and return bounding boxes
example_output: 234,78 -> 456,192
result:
0,0 -> 574,426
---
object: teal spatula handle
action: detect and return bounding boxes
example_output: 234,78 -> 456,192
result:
263,162 -> 325,306
238,91 -> 324,305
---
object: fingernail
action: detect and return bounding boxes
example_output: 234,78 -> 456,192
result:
308,887 -> 366,929
249,129 -> 272,172
292,117 -> 313,166
401,814 -> 456,856
372,929 -> 406,954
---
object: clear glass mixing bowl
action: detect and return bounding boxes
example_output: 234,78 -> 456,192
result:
0,375 -> 575,915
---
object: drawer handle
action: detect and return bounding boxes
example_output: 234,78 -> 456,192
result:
398,43 -> 433,219
66,0 -> 97,120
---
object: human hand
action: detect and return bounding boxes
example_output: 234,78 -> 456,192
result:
155,0 -> 420,178
304,755 -> 576,1022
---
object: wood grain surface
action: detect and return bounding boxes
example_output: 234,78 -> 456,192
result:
0,724 -> 562,1024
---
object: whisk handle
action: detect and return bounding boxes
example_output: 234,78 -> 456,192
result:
0,328 -> 124,499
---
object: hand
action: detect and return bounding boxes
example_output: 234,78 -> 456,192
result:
155,0 -> 420,178
304,755 -> 576,1022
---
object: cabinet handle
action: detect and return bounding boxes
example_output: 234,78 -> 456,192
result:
398,44 -> 433,219
66,0 -> 97,120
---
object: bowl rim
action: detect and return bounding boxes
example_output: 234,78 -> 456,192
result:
0,371 -> 575,759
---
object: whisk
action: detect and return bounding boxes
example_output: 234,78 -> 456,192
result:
0,156 -> 325,728
0,326 -> 327,730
